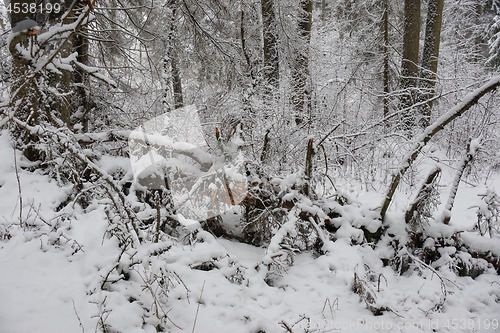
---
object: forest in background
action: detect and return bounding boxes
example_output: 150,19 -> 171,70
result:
1,0 -> 500,332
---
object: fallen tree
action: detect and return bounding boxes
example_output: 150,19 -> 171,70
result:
380,75 -> 500,221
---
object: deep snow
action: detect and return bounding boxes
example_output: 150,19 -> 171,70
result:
0,131 -> 499,333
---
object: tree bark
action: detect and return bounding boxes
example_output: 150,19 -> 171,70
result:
8,0 -> 40,160
304,138 -> 314,196
261,0 -> 279,89
8,0 -> 36,102
382,0 -> 390,118
163,0 -> 184,111
170,1 -> 184,110
73,31 -> 90,131
321,0 -> 326,21
400,0 -> 421,125
441,138 -> 479,224
418,0 -> 444,127
171,51 -> 184,109
291,0 -> 313,125
51,0 -> 81,126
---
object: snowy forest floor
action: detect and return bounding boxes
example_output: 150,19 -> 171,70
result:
1,130 -> 499,333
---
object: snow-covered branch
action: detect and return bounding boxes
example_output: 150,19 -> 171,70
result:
380,75 -> 500,221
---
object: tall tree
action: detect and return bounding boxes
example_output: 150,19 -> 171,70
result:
73,28 -> 90,131
487,0 -> 500,68
8,0 -> 37,102
54,0 -> 87,126
261,0 -> 279,90
8,0 -> 89,158
321,0 -> 327,21
291,0 -> 313,125
418,0 -> 444,127
163,0 -> 184,110
400,0 -> 421,123
382,0 -> 390,118
8,0 -> 40,159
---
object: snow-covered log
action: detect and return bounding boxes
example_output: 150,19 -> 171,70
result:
380,75 -> 500,221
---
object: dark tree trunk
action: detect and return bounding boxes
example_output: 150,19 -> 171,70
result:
418,0 -> 444,127
400,0 -> 421,127
73,30 -> 90,131
304,138 -> 314,196
51,0 -> 80,126
261,0 -> 279,90
321,0 -> 326,21
170,1 -> 184,110
163,0 -> 184,111
9,0 -> 78,149
8,0 -> 90,159
171,51 -> 184,109
8,0 -> 40,160
382,0 -> 390,118
291,0 -> 313,125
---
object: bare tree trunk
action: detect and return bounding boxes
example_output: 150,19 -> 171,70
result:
171,51 -> 184,109
8,0 -> 41,160
261,0 -> 279,89
400,0 -> 421,126
170,1 -> 184,110
441,138 -> 479,224
321,0 -> 326,21
382,0 -> 390,118
163,0 -> 184,111
291,0 -> 313,125
8,0 -> 37,105
51,0 -> 81,126
304,138 -> 314,196
418,0 -> 444,127
73,29 -> 90,131
9,0 -> 79,149
8,1 -> 94,159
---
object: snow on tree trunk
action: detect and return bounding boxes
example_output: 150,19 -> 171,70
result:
380,75 -> 500,221
487,0 -> 500,68
261,0 -> 279,90
382,0 -> 390,118
8,1 -> 42,160
441,138 -> 481,225
162,0 -> 184,111
291,0 -> 313,125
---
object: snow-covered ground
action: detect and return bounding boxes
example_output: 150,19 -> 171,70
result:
1,131 -> 500,333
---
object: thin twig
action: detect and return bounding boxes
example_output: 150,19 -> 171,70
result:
192,280 -> 205,333
13,146 -> 23,227
72,299 -> 85,333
